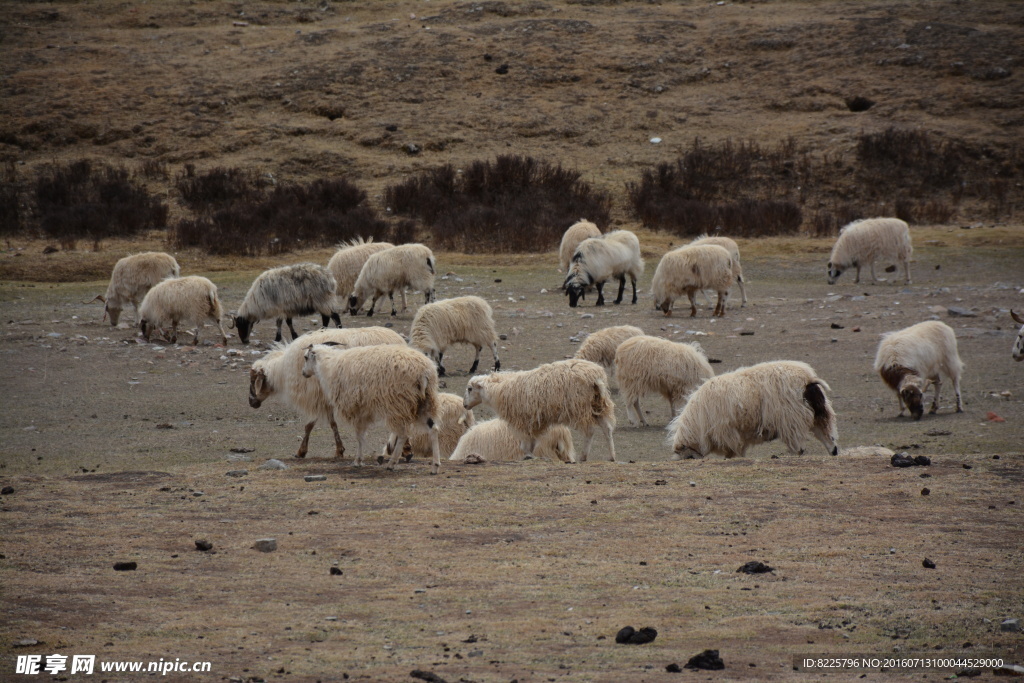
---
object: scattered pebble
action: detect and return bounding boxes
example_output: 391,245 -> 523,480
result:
13,639 -> 42,648
305,475 -> 327,482
253,539 -> 277,553
1000,618 -> 1020,633
258,459 -> 289,471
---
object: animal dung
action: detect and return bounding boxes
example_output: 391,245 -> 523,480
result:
112,561 -> 138,571
615,626 -> 658,644
685,649 -> 725,670
891,453 -> 931,468
194,539 -> 213,552
737,561 -> 775,574
923,558 -> 936,569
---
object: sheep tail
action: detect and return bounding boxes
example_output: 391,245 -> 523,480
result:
207,289 -> 219,317
804,381 -> 832,431
427,256 -> 436,275
591,379 -> 614,420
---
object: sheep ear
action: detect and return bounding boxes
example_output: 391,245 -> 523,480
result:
84,294 -> 106,304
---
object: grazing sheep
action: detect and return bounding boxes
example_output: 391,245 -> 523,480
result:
574,325 -> 645,374
615,335 -> 715,427
668,360 -> 839,459
327,238 -> 395,313
248,326 -> 405,460
348,243 -> 436,317
96,252 -> 180,326
404,392 -> 476,461
233,263 -> 341,344
409,296 -> 501,376
1011,309 -> 1024,362
139,275 -> 228,346
450,419 -> 576,463
874,320 -> 964,419
689,234 -> 747,307
302,343 -> 442,474
651,244 -> 734,317
463,359 -> 617,462
564,230 -> 644,307
558,219 -> 601,273
827,217 -> 912,285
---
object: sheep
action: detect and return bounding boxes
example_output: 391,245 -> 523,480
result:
614,335 -> 715,427
651,244 -> 734,317
233,263 -> 341,344
574,325 -> 645,374
302,343 -> 442,473
689,234 -> 747,307
248,326 -> 406,460
450,419 -> 576,463
348,243 -> 436,317
403,392 -> 476,461
326,238 -> 395,313
94,252 -> 180,326
138,275 -> 228,346
668,360 -> 839,459
1012,310 -> 1024,362
463,358 -> 617,462
827,217 -> 912,285
558,219 -> 601,274
409,296 -> 501,376
873,320 -> 964,419
563,230 -> 644,308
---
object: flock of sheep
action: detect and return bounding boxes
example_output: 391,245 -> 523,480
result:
92,216 -> 1024,473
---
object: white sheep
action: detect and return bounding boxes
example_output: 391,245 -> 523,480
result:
138,275 -> 228,346
348,243 -> 436,317
1012,310 -> 1024,362
614,335 -> 715,427
463,358 -> 617,462
403,392 -> 476,461
563,230 -> 644,307
302,343 -> 442,473
573,325 -> 645,374
450,419 -> 576,463
827,217 -> 912,285
874,320 -> 964,419
651,244 -> 734,317
558,219 -> 601,273
409,295 -> 501,376
668,360 -> 839,459
233,263 -> 341,344
689,234 -> 747,307
249,326 -> 406,460
326,238 -> 395,312
95,252 -> 180,326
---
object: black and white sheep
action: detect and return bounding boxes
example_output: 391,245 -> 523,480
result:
348,243 -> 436,317
302,343 -> 442,474
614,335 -> 715,427
449,419 -> 576,463
558,219 -> 601,274
1012,310 -> 1024,362
248,326 -> 405,459
96,252 -> 180,326
233,263 -> 342,344
138,275 -> 228,346
689,234 -> 747,307
326,238 -> 395,313
463,358 -> 617,462
409,295 -> 501,376
827,217 -> 912,285
668,360 -> 839,459
651,244 -> 734,317
563,230 -> 644,307
874,320 -> 964,419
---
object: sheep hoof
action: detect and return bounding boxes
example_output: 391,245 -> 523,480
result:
376,456 -> 385,465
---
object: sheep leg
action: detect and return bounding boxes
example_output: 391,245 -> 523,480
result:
426,424 -> 440,474
297,419 -> 316,458
626,397 -> 647,427
366,294 -> 382,317
191,326 -> 201,345
354,428 -> 367,467
213,317 -> 228,345
903,259 -> 912,285
667,396 -> 677,423
630,275 -> 638,305
286,318 -> 300,340
274,318 -> 284,342
329,415 -> 345,458
468,346 -> 481,374
595,282 -> 606,306
869,262 -> 880,283
384,427 -> 407,471
519,438 -> 536,459
388,292 -> 398,317
602,418 -> 618,462
437,351 -> 447,377
687,291 -> 698,317
613,275 -> 626,304
170,320 -> 179,345
952,375 -> 963,412
400,288 -> 408,312
853,265 -> 861,284
491,341 -> 501,371
580,427 -> 595,462
896,391 -> 906,417
929,376 -> 942,414
737,275 -> 747,306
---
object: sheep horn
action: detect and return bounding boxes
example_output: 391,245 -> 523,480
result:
1012,310 -> 1024,325
227,314 -> 236,329
84,294 -> 106,304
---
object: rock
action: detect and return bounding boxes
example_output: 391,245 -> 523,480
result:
230,447 -> 255,453
113,561 -> 138,571
845,95 -> 875,112
987,412 -> 1006,423
685,649 -> 725,670
994,664 -> 1024,676
13,638 -> 43,648
253,539 -> 277,552
410,671 -> 448,683
830,322 -> 845,329
258,459 -> 289,471
840,446 -> 894,458
330,567 -> 343,576
666,663 -> 683,673
495,64 -> 509,75
615,626 -> 657,644
737,561 -> 774,574
947,306 -> 977,317
1,486 -> 14,495
925,429 -> 951,436
194,539 -> 213,552
922,558 -> 936,569
891,453 -> 916,467
914,455 -> 931,466
304,475 -> 327,482
921,487 -> 930,496
1001,618 -> 1020,633
226,469 -> 249,477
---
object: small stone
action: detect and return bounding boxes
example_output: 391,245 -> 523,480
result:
304,475 -> 327,482
330,567 -> 343,576
1,486 -> 14,495
921,487 -> 930,496
113,561 -> 137,571
891,453 -> 916,468
922,558 -> 936,569
913,455 -> 931,466
195,539 -> 213,552
830,322 -> 845,329
1000,618 -> 1020,633
226,469 -> 249,477
495,63 -> 509,75
13,638 -> 42,648
947,306 -> 977,317
258,459 -> 289,471
737,561 -> 774,574
253,539 -> 277,552
685,649 -> 725,670
666,663 -> 682,673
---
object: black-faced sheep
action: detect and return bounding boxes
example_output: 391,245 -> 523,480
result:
248,326 -> 406,460
97,252 -> 180,326
450,419 -> 576,463
463,358 -> 617,462
409,295 -> 501,376
558,219 -> 601,274
302,343 -> 442,473
827,217 -> 912,285
327,238 -> 395,313
651,244 -> 733,317
689,234 -> 747,307
573,325 -> 645,374
403,392 -> 475,461
233,263 -> 342,344
348,243 -> 436,317
563,230 -> 644,308
668,360 -> 839,459
139,275 -> 228,346
614,335 -> 715,427
1012,310 -> 1024,362
874,320 -> 964,419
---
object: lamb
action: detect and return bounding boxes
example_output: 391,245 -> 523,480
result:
558,219 -> 601,274
248,326 -> 406,460
95,252 -> 180,326
1013,310 -> 1024,362
348,243 -> 436,317
651,244 -> 734,317
668,360 -> 839,459
233,263 -> 342,344
409,296 -> 501,376
138,275 -> 228,346
302,343 -> 442,473
450,419 -> 576,463
563,230 -> 644,307
614,335 -> 715,427
463,358 -> 617,462
573,325 -> 645,373
873,320 -> 964,419
326,238 -> 395,312
827,217 -> 912,285
403,392 -> 476,461
689,234 -> 747,307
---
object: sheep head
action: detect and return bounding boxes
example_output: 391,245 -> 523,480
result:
463,376 -> 487,409
301,345 -> 319,378
897,375 -> 925,420
139,317 -> 153,342
232,315 -> 254,344
826,261 -> 843,285
249,367 -> 270,409
563,271 -> 591,308
347,294 -> 363,316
